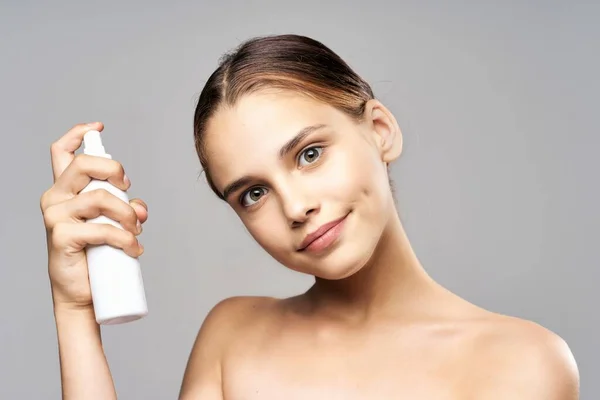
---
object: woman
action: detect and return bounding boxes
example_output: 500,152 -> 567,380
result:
41,34 -> 579,399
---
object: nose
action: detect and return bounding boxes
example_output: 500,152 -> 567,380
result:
278,181 -> 320,227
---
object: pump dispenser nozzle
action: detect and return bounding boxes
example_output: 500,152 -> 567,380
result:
83,130 -> 111,158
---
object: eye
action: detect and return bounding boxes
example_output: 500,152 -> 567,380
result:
240,186 -> 268,207
298,146 -> 323,167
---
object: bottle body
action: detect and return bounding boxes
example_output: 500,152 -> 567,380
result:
80,179 -> 148,325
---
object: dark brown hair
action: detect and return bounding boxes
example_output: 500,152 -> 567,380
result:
193,34 -> 375,199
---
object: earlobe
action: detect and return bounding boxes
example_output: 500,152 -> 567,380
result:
366,99 -> 403,163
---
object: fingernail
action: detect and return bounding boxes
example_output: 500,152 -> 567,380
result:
124,174 -> 131,187
136,220 -> 142,233
139,243 -> 144,255
87,122 -> 99,126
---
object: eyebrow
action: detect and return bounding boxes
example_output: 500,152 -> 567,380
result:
222,123 -> 327,201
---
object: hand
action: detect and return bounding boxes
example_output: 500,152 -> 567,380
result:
40,122 -> 148,311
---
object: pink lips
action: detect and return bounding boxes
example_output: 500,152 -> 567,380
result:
298,214 -> 348,253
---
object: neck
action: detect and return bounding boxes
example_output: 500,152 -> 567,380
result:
306,206 -> 445,322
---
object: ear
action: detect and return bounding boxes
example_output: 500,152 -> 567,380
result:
364,99 -> 403,164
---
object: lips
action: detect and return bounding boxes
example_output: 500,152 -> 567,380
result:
297,215 -> 348,251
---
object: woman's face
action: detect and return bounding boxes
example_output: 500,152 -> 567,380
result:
204,90 -> 402,279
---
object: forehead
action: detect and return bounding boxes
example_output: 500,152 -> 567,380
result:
204,91 -> 346,187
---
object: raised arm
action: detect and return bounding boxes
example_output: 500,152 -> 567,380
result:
41,122 -> 147,399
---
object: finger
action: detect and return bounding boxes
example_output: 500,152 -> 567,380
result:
44,189 -> 140,234
50,122 -> 104,181
129,199 -> 148,224
53,153 -> 129,196
52,222 -> 143,258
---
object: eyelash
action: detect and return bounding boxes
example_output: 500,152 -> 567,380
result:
238,145 -> 326,208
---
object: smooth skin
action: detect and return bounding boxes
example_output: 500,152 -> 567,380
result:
42,93 -> 579,399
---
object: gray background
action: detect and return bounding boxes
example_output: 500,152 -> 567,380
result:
1,0 -> 597,398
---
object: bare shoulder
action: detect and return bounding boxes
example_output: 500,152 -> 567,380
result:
199,295 -> 278,328
179,296 -> 279,399
186,294 -> 279,358
470,312 -> 580,399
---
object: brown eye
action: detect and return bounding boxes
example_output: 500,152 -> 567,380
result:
241,187 -> 267,207
299,146 -> 323,166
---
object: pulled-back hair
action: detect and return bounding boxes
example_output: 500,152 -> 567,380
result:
194,34 -> 375,199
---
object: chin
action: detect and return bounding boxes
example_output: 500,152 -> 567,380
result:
289,236 -> 378,280
320,247 -> 376,280
312,264 -> 363,281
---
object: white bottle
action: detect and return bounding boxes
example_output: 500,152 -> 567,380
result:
80,130 -> 148,325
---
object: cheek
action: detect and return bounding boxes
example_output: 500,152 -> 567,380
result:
239,206 -> 290,252
321,146 -> 387,202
